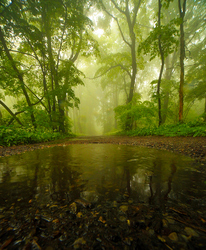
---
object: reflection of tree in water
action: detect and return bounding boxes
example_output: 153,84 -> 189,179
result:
49,147 -> 87,202
0,152 -> 40,207
149,158 -> 177,208
120,166 -> 132,196
96,154 -> 138,202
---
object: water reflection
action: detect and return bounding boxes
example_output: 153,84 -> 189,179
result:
0,144 -> 206,211
148,158 -> 177,208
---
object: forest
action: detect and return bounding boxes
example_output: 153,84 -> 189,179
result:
0,0 -> 206,146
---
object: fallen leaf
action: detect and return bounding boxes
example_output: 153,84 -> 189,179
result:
0,237 -> 13,249
98,216 -> 106,223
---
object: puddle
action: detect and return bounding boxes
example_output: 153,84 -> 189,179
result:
1,144 -> 206,249
0,144 -> 206,210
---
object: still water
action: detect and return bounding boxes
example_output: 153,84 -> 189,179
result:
0,144 -> 206,210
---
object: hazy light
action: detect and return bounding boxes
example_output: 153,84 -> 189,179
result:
94,29 -> 104,37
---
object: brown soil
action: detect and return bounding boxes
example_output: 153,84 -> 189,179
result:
0,135 -> 206,165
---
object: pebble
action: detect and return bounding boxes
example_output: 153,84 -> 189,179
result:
184,227 -> 199,237
168,232 -> 178,241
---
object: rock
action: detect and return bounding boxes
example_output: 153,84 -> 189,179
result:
69,202 -> 77,213
184,227 -> 199,237
148,229 -> 155,236
119,205 -> 128,213
162,219 -> 168,227
73,237 -> 86,249
168,232 -> 178,241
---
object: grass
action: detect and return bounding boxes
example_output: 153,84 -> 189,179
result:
116,121 -> 206,137
0,125 -> 74,147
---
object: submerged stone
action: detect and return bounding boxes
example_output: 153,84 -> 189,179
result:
184,227 -> 199,237
168,232 -> 178,241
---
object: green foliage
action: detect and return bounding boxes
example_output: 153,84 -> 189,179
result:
185,37 -> 206,103
0,125 -> 73,147
114,97 -> 156,131
116,120 -> 206,137
0,0 -> 99,133
138,19 -> 179,60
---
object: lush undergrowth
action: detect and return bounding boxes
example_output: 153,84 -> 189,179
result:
0,126 -> 74,147
116,121 -> 206,137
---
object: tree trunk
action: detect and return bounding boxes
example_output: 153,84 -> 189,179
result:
0,27 -> 36,127
126,11 -> 137,104
157,0 -> 164,126
0,100 -> 23,126
204,95 -> 206,122
178,0 -> 186,122
42,6 -> 66,132
125,5 -> 138,130
162,53 -> 177,124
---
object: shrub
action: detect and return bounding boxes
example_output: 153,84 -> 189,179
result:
116,120 -> 206,137
0,125 -> 73,146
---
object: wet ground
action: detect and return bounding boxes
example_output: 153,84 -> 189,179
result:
0,136 -> 205,165
0,136 -> 206,249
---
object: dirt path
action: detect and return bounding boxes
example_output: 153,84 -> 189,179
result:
0,135 -> 206,165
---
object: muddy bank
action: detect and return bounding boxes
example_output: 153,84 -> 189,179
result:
0,136 -> 205,165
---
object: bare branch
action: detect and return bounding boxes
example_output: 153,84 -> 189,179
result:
111,0 -> 125,14
100,0 -> 131,47
7,49 -> 36,59
23,83 -> 49,113
87,64 -> 132,80
57,3 -> 67,69
132,0 -> 141,28
70,32 -> 83,63
0,100 -> 23,126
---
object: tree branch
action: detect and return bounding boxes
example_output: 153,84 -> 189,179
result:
23,83 -> 49,113
132,0 -> 141,28
70,31 -> 83,63
111,0 -> 125,14
7,97 -> 45,126
100,0 -> 131,47
57,3 -> 67,69
0,100 -> 23,126
87,64 -> 132,80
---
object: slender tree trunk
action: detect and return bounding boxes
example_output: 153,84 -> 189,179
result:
126,11 -> 137,104
162,53 -> 177,124
42,6 -> 56,114
114,83 -> 118,129
125,5 -> 138,130
0,27 -> 36,127
43,6 -> 66,132
157,0 -> 164,126
127,38 -> 137,104
204,95 -> 206,122
0,100 -> 23,126
178,0 -> 186,122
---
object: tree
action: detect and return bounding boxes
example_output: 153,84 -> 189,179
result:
0,24 -> 36,127
185,37 -> 206,121
98,0 -> 141,104
178,0 -> 186,122
138,1 -> 179,126
157,0 -> 164,126
0,0 -> 98,132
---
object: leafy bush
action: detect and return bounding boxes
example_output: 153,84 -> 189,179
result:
0,125 -> 73,146
116,120 -> 206,137
114,99 -> 156,130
